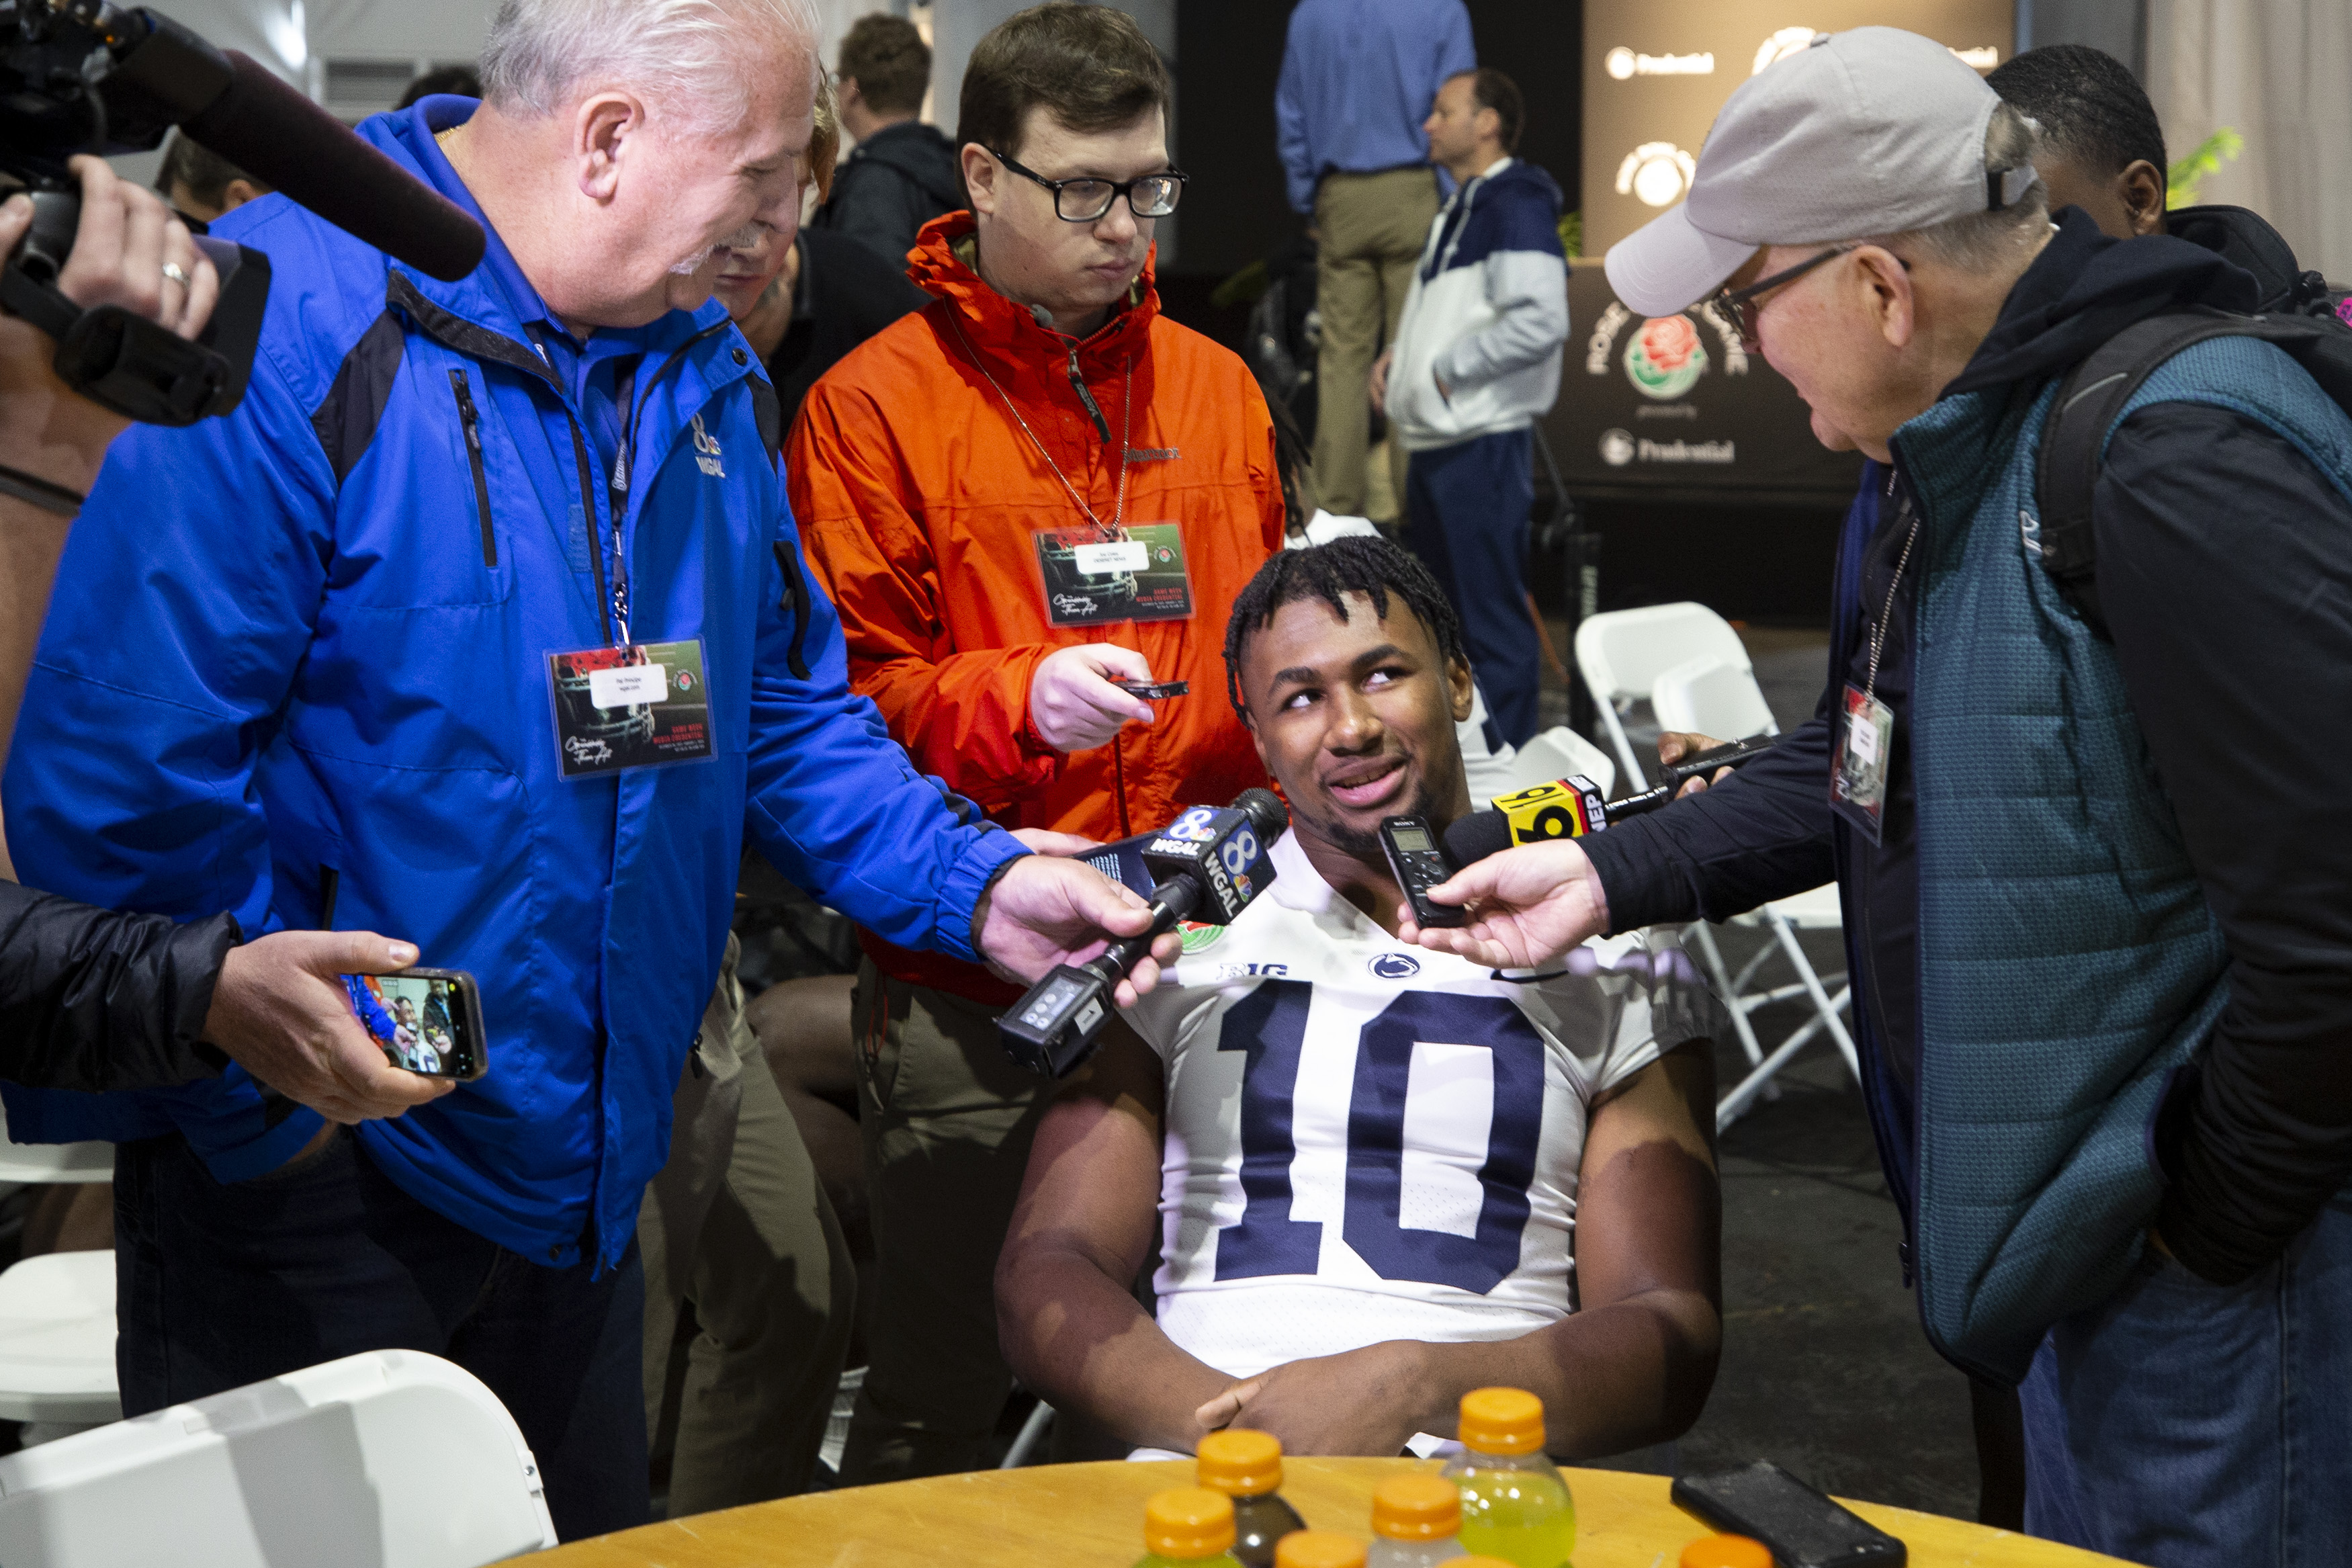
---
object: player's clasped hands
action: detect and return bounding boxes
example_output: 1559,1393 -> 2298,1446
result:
1027,641 -> 1159,752
1193,1342 -> 1434,1458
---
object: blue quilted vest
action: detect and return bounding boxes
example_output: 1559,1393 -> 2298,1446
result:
1890,336 -> 2352,1383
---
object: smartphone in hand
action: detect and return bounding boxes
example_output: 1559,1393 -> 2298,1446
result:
341,967 -> 488,1080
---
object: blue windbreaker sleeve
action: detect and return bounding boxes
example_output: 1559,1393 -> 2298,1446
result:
1,341 -> 337,1158
744,513 -> 1025,965
1275,15 -> 1317,215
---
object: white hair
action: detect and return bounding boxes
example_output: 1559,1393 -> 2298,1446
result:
1850,101 -> 2050,275
480,0 -> 820,134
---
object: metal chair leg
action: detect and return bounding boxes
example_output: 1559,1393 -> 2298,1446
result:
1000,1399 -> 1054,1469
1768,912 -> 1861,1085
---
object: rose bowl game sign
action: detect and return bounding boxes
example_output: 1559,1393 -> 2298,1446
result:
1544,263 -> 1865,502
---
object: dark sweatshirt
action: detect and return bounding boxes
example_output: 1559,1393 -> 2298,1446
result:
0,881 -> 234,1091
1582,207 -> 2352,1287
810,120 -> 965,271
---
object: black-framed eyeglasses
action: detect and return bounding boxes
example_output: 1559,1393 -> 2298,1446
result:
991,148 -> 1188,221
1710,245 -> 1855,343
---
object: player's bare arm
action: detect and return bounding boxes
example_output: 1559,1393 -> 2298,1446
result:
996,1020 -> 1237,1453
1199,1040 -> 1721,1458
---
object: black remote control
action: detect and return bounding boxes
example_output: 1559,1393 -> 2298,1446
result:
1380,815 -> 1465,928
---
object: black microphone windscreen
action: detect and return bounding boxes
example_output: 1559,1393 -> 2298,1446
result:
185,53 -> 486,281
1442,809 -> 1514,867
1233,787 -> 1289,836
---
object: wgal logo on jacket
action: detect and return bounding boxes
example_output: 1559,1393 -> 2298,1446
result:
690,412 -> 724,478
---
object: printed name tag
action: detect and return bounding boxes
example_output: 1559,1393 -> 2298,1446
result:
1072,540 -> 1149,574
546,638 -> 715,780
1831,682 -> 1893,846
589,664 -> 666,709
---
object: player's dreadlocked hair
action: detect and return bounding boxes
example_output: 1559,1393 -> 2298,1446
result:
1987,44 -> 2166,182
1222,535 -> 1465,720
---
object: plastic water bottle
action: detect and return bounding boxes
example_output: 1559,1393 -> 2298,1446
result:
1196,1428 -> 1306,1568
1136,1488 -> 1246,1568
1366,1472 -> 1464,1568
1440,1389 -> 1575,1568
1274,1531 -> 1366,1568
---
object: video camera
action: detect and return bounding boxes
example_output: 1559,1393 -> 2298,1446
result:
0,0 -> 484,425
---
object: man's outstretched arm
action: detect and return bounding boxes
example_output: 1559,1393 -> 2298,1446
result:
1201,1042 -> 1722,1458
995,1024 -> 1233,1453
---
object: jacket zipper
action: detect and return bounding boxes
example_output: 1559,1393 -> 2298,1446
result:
448,369 -> 498,568
1067,349 -> 1111,443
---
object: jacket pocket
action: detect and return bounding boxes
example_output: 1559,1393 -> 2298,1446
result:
448,367 -> 497,568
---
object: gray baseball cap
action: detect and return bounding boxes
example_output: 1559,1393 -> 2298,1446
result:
1605,27 -> 2035,316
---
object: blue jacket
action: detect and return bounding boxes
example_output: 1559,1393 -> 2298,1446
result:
1275,0 -> 1475,213
1,101 -> 1022,1272
1386,158 -> 1567,451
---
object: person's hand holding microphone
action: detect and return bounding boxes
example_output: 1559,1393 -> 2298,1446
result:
1028,642 -> 1161,752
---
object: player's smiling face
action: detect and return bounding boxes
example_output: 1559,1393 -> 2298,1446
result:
1242,591 -> 1475,865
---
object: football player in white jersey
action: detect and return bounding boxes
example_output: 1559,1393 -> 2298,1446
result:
997,537 -> 1724,1458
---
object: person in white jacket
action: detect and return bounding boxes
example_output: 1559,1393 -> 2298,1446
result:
1371,68 -> 1568,747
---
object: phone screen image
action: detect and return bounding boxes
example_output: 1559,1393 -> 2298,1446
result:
343,971 -> 479,1078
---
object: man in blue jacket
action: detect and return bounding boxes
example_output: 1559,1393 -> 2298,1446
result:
1372,67 -> 1565,748
2,0 -> 1170,1540
1402,28 -> 2352,1566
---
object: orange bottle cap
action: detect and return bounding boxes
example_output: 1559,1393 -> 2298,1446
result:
1273,1530 -> 1367,1568
1197,1428 -> 1284,1496
1145,1488 -> 1237,1559
1681,1535 -> 1774,1568
1456,1387 -> 1547,1456
1371,1473 -> 1463,1540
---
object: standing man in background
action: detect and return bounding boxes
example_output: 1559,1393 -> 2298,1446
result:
811,12 -> 963,267
791,3 -> 1284,1483
1373,68 -> 1565,750
1277,0 -> 1474,519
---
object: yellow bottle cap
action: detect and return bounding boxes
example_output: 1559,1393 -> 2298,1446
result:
1437,1559 -> 1520,1568
1456,1387 -> 1547,1456
1196,1428 -> 1284,1497
1273,1530 -> 1366,1568
1145,1489 -> 1237,1559
1371,1473 -> 1463,1540
1680,1536 -> 1774,1568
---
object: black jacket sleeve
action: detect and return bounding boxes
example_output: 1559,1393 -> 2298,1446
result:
2095,400 -> 2352,1283
1578,715 -> 1839,931
0,881 -> 234,1092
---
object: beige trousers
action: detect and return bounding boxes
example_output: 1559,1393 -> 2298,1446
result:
1311,165 -> 1440,517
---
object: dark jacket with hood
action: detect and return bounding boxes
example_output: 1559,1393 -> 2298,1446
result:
810,120 -> 965,270
1582,206 -> 2352,1296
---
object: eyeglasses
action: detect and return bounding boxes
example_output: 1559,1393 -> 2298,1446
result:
1710,245 -> 1856,344
991,148 -> 1188,222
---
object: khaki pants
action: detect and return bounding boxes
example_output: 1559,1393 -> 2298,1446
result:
639,934 -> 856,1516
1312,165 -> 1440,517
840,959 -> 1055,1483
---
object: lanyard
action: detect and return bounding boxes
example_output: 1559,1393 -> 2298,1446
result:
947,313 -> 1134,538
599,357 -> 641,646
1865,491 -> 1921,706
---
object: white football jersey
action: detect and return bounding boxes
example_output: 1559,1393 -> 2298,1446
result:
1123,830 -> 1718,1381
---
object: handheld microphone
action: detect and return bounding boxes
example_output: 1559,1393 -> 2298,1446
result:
1000,788 -> 1289,1078
1442,736 -> 1779,869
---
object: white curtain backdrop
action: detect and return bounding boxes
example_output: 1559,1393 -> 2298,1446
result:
2147,0 -> 2352,284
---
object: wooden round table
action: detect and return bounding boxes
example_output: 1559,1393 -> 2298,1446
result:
529,1457 -> 2134,1566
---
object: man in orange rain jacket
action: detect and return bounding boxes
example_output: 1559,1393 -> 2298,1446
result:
787,5 -> 1282,1483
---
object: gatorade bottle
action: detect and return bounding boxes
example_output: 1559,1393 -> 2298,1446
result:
1680,1535 -> 1772,1568
1367,1472 -> 1464,1568
1197,1429 -> 1307,1568
1274,1531 -> 1367,1568
1137,1488 -> 1246,1568
1440,1389 -> 1576,1568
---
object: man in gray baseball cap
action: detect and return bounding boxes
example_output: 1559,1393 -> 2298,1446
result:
1403,27 -> 2352,1565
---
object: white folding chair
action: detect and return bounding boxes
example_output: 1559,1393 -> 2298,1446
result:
0,1099 -> 112,1186
0,1253 -> 118,1447
1647,656 -> 1858,1131
1573,604 -> 1751,788
0,1349 -> 557,1567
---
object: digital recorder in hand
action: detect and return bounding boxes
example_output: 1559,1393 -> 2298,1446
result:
1380,814 -> 1465,928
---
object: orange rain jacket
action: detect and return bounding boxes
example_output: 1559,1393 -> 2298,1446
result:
791,212 -> 1284,1003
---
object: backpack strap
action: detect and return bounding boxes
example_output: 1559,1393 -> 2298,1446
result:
2034,307 -> 2349,639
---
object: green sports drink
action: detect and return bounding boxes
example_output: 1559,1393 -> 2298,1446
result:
1137,1487 -> 1246,1568
1440,1387 -> 1576,1568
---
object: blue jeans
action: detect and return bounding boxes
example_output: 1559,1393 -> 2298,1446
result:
1401,427 -> 1542,748
114,1127 -> 649,1542
2021,1193 -> 2352,1566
